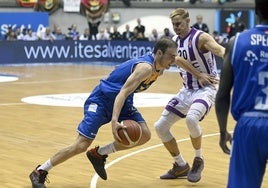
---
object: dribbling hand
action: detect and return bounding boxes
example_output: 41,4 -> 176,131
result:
111,120 -> 126,143
219,131 -> 232,155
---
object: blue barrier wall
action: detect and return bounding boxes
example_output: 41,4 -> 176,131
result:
0,40 -> 223,69
0,40 -> 155,64
0,12 -> 49,40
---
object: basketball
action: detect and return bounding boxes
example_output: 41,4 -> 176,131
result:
118,120 -> 142,147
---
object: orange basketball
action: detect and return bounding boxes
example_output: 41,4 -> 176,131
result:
118,120 -> 142,147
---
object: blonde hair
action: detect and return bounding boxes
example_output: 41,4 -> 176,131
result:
169,8 -> 189,19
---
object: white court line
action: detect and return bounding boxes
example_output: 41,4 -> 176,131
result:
90,132 -> 222,188
0,102 -> 26,106
12,76 -> 106,85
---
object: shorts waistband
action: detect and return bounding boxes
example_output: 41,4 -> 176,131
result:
242,111 -> 268,117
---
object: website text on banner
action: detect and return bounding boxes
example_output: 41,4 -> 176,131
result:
0,40 -> 154,64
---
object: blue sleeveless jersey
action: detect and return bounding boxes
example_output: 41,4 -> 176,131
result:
231,25 -> 268,120
90,53 -> 161,101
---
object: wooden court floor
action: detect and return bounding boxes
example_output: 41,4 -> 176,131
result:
0,64 -> 267,188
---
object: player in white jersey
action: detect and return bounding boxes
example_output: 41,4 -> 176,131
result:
154,8 -> 225,183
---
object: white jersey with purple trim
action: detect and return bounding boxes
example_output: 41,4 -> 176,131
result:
173,27 -> 218,90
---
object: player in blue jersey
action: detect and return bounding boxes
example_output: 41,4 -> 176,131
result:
29,37 -> 217,188
215,0 -> 268,187
154,8 -> 225,183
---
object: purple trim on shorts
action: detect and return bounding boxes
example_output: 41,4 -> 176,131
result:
165,105 -> 186,118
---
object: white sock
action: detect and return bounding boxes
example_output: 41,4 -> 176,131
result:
98,143 -> 116,155
195,148 -> 203,158
174,153 -> 187,166
37,159 -> 53,171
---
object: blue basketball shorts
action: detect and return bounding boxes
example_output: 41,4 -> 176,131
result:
228,115 -> 268,188
77,90 -> 145,140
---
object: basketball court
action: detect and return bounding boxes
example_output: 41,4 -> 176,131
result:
1,64 -> 267,188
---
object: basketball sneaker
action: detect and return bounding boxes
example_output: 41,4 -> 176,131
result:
160,162 -> 190,179
29,165 -> 49,188
187,157 -> 204,183
87,146 -> 108,180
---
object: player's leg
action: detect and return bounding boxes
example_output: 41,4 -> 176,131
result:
84,99 -> 113,181
87,104 -> 150,180
29,135 -> 93,188
186,89 -> 214,182
154,108 -> 190,179
228,117 -> 268,188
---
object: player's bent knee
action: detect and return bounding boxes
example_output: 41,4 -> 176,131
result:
185,115 -> 201,138
154,118 -> 173,142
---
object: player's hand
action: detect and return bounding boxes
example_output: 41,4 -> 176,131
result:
219,131 -> 232,155
111,120 -> 126,142
197,73 -> 219,88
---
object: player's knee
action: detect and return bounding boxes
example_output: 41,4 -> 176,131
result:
185,114 -> 201,138
154,118 -> 166,135
154,118 -> 173,142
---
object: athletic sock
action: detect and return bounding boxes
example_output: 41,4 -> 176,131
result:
98,143 -> 116,156
37,159 -> 53,171
195,148 -> 203,159
174,153 -> 187,166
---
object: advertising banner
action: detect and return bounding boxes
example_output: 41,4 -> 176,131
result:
63,0 -> 80,12
215,9 -> 255,36
0,12 -> 49,40
0,40 -> 155,64
17,0 -> 37,7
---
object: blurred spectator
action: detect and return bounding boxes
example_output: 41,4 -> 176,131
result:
17,28 -> 27,40
212,30 -> 225,45
81,0 -> 108,41
228,14 -> 246,39
122,24 -> 134,41
5,26 -> 13,40
161,28 -> 174,39
136,32 -> 148,41
6,30 -> 17,41
96,27 -> 110,40
24,28 -> 38,41
14,28 -> 21,39
88,21 -> 101,40
192,14 -> 209,33
79,28 -> 95,40
149,28 -> 160,42
67,24 -> 79,40
39,27 -> 56,41
53,26 -> 66,40
130,28 -> 139,41
105,25 -> 112,38
134,18 -> 145,35
110,25 -> 122,40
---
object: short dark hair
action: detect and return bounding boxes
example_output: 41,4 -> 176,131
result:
255,0 -> 268,19
153,37 -> 178,54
